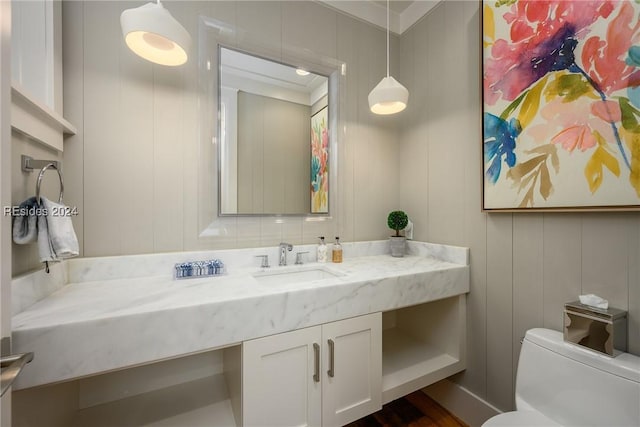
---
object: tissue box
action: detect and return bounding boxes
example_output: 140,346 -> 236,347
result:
564,301 -> 627,356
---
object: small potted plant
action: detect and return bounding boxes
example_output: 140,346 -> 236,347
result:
387,210 -> 408,257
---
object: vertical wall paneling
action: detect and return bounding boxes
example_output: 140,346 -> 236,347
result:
512,215 -> 543,385
82,1 -> 124,256
427,2 -> 465,246
629,216 -> 640,355
459,0 -> 487,399
485,214 -> 513,411
61,1 -> 84,257
281,2 -> 336,65
398,19 -> 429,242
236,1 -> 282,62
352,21 -> 373,242
54,0 -> 402,263
336,14 -> 357,244
352,22 -> 399,242
152,64 -> 185,252
118,1 -> 155,255
400,2 -> 639,414
424,5 -> 447,244
542,216 -> 582,331
581,214 -> 630,310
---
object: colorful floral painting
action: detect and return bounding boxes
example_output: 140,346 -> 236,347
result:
311,106 -> 329,213
483,0 -> 640,210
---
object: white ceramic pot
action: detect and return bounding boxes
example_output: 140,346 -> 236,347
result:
389,236 -> 406,257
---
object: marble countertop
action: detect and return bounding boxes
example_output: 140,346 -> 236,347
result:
12,241 -> 469,390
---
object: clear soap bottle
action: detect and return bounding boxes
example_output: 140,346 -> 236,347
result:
317,236 -> 328,263
332,237 -> 343,263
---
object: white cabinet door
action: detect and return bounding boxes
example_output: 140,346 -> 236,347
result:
322,313 -> 382,427
243,326 -> 322,427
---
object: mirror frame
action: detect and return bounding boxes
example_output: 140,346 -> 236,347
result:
216,44 -> 339,218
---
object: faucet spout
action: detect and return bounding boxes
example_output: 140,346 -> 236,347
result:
279,242 -> 293,266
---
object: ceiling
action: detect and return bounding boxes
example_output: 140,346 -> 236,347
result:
318,0 -> 441,35
372,1 -> 415,14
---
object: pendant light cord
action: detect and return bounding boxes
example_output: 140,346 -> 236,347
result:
386,0 -> 389,77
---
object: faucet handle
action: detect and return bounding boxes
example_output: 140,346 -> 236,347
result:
295,251 -> 309,265
255,255 -> 270,268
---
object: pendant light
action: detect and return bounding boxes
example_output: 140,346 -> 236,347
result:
121,0 -> 191,66
368,0 -> 408,115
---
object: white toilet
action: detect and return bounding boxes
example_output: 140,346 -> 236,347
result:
483,328 -> 640,427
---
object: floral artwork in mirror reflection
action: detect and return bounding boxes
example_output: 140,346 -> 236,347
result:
311,106 -> 329,213
483,0 -> 640,210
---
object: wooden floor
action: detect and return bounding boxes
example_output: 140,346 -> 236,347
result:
346,391 -> 468,427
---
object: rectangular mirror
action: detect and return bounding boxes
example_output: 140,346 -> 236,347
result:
219,46 -> 330,216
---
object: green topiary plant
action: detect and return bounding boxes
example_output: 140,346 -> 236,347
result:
387,211 -> 408,237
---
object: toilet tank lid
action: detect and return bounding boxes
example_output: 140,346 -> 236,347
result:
524,328 -> 640,383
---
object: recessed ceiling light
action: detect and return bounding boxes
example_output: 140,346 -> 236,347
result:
296,68 -> 310,76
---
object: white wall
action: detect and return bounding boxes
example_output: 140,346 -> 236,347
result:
398,1 -> 640,412
2,0 -> 406,276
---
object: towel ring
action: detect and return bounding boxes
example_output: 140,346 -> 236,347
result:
36,163 -> 64,205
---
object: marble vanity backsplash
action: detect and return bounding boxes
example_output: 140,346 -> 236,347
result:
12,240 -> 468,316
12,261 -> 68,316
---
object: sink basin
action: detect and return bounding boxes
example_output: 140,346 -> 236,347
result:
252,266 -> 342,286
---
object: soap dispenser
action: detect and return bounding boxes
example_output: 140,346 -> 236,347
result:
317,236 -> 328,263
332,237 -> 343,263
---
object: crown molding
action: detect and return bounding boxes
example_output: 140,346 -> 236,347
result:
317,1 -> 441,35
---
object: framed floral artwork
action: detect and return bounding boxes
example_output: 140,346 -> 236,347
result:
311,106 -> 329,214
482,0 -> 640,211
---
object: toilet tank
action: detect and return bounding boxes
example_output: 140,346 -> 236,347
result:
516,328 -> 640,427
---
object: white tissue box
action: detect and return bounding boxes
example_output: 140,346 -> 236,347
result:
564,301 -> 627,356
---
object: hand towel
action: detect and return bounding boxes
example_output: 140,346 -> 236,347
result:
37,210 -> 56,263
12,197 -> 39,244
38,197 -> 79,263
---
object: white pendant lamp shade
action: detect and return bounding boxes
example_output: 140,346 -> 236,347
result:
368,0 -> 408,115
368,76 -> 408,115
121,1 -> 191,66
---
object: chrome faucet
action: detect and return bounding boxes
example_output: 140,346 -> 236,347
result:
279,242 -> 293,266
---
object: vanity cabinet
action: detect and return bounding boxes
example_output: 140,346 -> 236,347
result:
242,313 -> 382,427
10,299 -> 466,427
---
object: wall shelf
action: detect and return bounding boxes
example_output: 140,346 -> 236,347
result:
11,83 -> 76,152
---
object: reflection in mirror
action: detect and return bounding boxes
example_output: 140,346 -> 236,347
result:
218,46 -> 330,216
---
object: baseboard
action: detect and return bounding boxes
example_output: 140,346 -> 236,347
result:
422,379 -> 501,427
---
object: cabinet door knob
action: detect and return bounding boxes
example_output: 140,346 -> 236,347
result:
313,343 -> 320,383
327,339 -> 335,378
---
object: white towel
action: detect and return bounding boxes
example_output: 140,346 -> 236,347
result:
12,197 -> 39,244
38,197 -> 79,263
